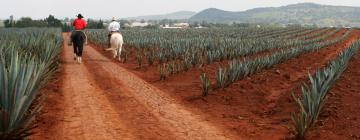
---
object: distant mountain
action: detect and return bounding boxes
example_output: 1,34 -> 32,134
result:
190,3 -> 360,27
125,11 -> 196,20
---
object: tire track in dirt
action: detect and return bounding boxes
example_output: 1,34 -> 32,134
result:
81,55 -> 178,139
84,44 -> 237,140
51,34 -> 135,139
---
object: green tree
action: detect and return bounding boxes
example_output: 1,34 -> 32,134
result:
4,20 -> 13,28
45,15 -> 62,27
86,19 -> 104,29
119,20 -> 130,29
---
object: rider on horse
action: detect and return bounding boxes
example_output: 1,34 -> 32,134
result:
71,14 -> 87,63
108,17 -> 121,48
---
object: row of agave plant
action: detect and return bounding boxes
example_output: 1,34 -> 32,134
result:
87,27 -> 295,45
171,28 -> 340,83
85,27 -> 340,83
284,28 -> 320,39
0,28 -> 62,139
290,28 -> 341,47
252,27 -> 306,39
270,28 -> 312,39
292,28 -> 332,40
171,28 -> 332,67
291,39 -> 360,139
86,27 -> 312,66
211,29 -> 351,90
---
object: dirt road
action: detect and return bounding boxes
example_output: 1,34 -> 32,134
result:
31,34 -> 236,140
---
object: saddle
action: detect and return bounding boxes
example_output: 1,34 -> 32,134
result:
110,31 -> 121,36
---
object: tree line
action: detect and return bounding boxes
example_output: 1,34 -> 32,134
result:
3,15 -> 105,31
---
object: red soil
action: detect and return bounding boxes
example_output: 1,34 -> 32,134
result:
32,29 -> 360,139
89,29 -> 360,139
32,33 -> 235,140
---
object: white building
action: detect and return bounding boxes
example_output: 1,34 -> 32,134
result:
161,23 -> 190,29
0,20 -> 4,27
173,23 -> 190,28
161,24 -> 182,29
131,22 -> 149,27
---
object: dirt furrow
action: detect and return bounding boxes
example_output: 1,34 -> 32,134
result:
81,54 -> 178,139
32,34 -> 136,140
85,45 -> 237,140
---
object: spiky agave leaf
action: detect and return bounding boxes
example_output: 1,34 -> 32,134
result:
291,39 -> 360,138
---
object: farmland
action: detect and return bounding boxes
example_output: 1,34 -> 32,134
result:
1,26 -> 360,140
85,27 -> 360,139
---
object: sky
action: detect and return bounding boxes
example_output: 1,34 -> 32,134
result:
1,0 -> 360,20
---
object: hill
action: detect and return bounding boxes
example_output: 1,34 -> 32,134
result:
190,3 -> 360,27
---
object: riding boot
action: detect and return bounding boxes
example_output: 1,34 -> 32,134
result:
108,33 -> 112,48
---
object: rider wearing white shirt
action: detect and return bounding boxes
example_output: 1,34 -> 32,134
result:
108,17 -> 121,47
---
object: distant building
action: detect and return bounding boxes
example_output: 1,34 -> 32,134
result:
161,24 -> 182,29
161,23 -> 190,29
0,20 -> 4,27
123,23 -> 131,28
131,22 -> 149,27
173,23 -> 190,28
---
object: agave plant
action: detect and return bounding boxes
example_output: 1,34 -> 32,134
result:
0,49 -> 52,139
216,67 -> 227,89
135,50 -> 143,68
183,57 -> 191,72
145,49 -> 154,65
0,28 -> 61,139
159,65 -> 166,80
174,61 -> 180,74
291,39 -> 360,139
200,73 -> 211,96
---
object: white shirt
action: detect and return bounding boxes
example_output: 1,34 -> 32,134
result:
108,21 -> 120,32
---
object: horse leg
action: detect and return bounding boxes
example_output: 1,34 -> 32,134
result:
113,49 -> 117,59
77,43 -> 84,64
118,44 -> 122,61
73,44 -> 78,60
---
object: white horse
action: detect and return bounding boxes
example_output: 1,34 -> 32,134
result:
105,33 -> 123,61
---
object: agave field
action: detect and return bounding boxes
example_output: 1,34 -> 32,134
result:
0,28 -> 61,139
2,26 -> 359,140
85,26 -> 360,139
